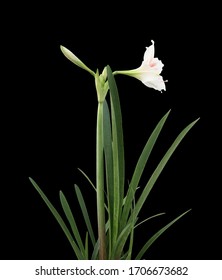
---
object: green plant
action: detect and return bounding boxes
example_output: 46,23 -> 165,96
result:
29,41 -> 199,260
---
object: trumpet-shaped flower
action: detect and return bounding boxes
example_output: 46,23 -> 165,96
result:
113,40 -> 166,92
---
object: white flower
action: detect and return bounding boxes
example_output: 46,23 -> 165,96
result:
113,40 -> 166,92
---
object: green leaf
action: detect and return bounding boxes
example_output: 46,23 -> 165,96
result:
74,184 -> 96,247
134,212 -> 166,229
59,191 -> 85,256
112,223 -> 133,259
125,196 -> 137,260
120,251 -> 129,260
91,239 -> 99,260
78,168 -> 109,212
121,110 -> 170,230
131,117 -> 199,221
77,168 -> 96,192
107,65 -> 125,243
103,99 -> 115,257
29,177 -> 84,259
84,232 -> 89,260
135,209 -> 191,260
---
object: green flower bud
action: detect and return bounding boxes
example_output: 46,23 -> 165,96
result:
95,67 -> 109,102
60,45 -> 95,77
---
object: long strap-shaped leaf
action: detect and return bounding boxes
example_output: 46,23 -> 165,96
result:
130,117 -> 199,222
74,184 -> 96,247
125,196 -> 137,260
121,110 -> 171,230
134,212 -> 166,229
103,99 -> 114,258
111,223 -> 133,259
77,168 -> 96,192
135,209 -> 191,259
107,65 -> 125,244
29,177 -> 84,259
59,191 -> 85,256
91,239 -> 99,260
84,232 -> 89,259
78,168 -> 109,212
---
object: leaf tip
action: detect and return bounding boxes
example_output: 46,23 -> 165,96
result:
29,177 -> 34,184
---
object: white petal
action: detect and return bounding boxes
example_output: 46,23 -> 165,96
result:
143,40 -> 155,63
140,72 -> 166,91
149,58 -> 164,74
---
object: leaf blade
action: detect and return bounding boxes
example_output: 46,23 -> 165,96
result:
132,118 -> 199,221
107,65 -> 125,243
29,177 -> 84,259
74,184 -> 96,247
135,209 -> 191,259
121,110 -> 171,229
59,191 -> 85,256
103,99 -> 115,258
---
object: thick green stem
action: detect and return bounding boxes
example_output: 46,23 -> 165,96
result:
96,102 -> 106,259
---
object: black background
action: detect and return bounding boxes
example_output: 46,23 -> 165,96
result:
1,3 -> 221,260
